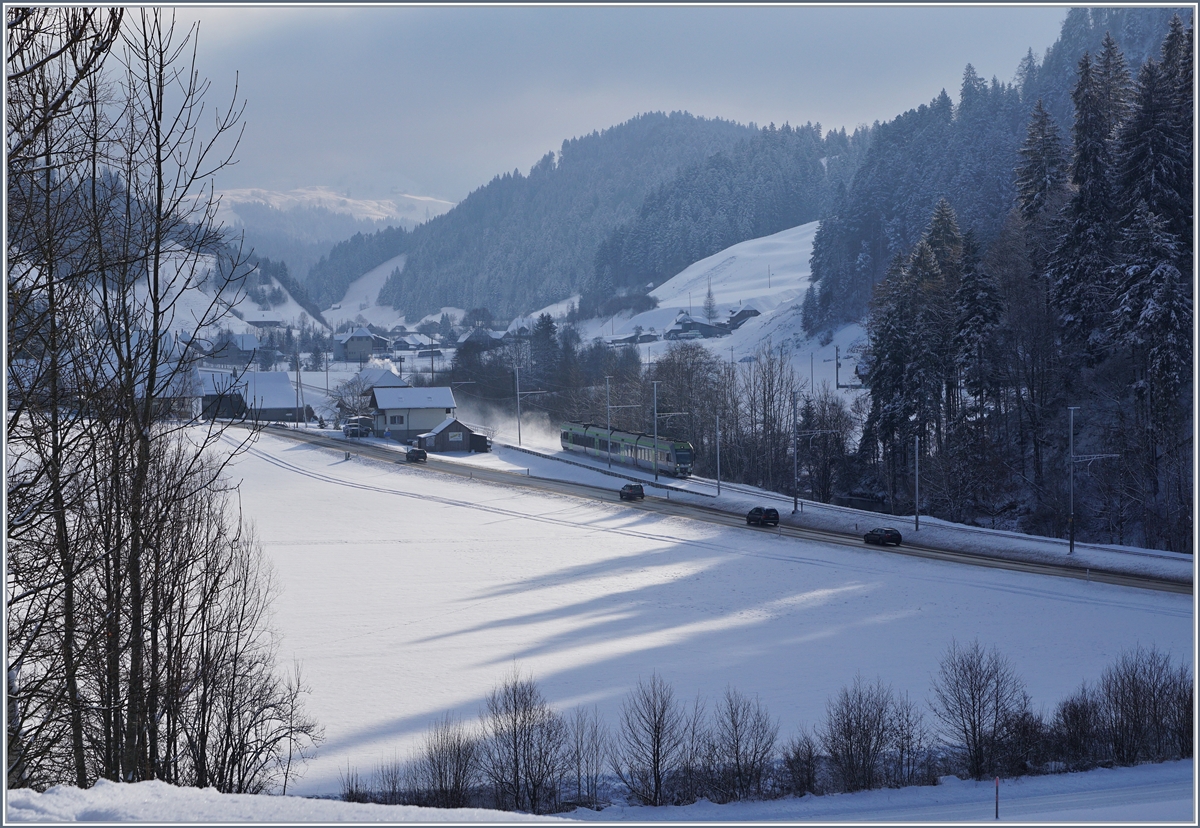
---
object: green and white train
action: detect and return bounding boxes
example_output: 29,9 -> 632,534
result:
560,421 -> 694,477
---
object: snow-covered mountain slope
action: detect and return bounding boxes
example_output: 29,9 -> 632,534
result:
127,250 -> 322,338
217,185 -> 454,227
572,220 -> 866,400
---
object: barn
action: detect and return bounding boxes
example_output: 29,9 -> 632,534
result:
416,417 -> 488,453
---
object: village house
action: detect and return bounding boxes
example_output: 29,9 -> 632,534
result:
333,327 -> 391,364
368,385 -> 457,443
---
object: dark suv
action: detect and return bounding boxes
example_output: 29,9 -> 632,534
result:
406,447 -> 428,463
619,483 -> 645,501
747,506 -> 780,527
864,527 -> 903,546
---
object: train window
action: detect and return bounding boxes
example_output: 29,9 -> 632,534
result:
599,439 -> 608,452
561,431 -> 568,441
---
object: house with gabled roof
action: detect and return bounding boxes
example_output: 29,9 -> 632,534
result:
243,371 -> 310,422
369,385 -> 457,442
333,327 -> 391,364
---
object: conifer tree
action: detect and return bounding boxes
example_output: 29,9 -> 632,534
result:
1015,100 -> 1068,222
1048,52 -> 1116,355
953,232 -> 1003,409
1095,32 -> 1134,138
1112,59 -> 1188,232
703,278 -> 718,324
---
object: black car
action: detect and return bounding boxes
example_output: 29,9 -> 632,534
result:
406,447 -> 428,463
619,483 -> 645,501
864,527 -> 903,546
747,506 -> 780,527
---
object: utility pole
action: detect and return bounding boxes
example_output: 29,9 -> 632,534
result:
515,362 -> 522,446
792,391 -> 799,514
652,381 -> 660,481
716,413 -> 721,496
605,375 -> 612,468
914,433 -> 920,531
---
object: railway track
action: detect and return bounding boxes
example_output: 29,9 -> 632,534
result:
243,424 -> 1192,596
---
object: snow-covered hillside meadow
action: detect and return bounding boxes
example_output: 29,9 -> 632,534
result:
566,221 -> 864,403
210,430 -> 1190,809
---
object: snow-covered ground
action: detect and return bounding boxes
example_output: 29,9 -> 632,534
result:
7,760 -> 1192,822
8,429 -> 1190,821
217,431 -> 1188,804
568,221 -> 867,406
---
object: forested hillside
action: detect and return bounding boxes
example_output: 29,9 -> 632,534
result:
857,13 -> 1192,551
362,111 -> 756,319
802,6 -> 1188,335
305,224 -> 409,310
581,122 -> 866,318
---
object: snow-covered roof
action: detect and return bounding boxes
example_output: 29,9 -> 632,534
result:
242,371 -> 296,410
370,386 -> 456,410
356,366 -> 409,389
243,310 -> 284,326
199,367 -> 241,397
506,315 -> 535,334
232,333 -> 259,351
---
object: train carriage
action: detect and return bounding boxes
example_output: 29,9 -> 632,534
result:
560,421 -> 693,477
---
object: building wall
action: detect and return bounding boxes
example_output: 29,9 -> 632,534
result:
374,407 -> 455,441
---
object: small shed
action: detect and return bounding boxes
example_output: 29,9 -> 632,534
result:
417,417 -> 486,453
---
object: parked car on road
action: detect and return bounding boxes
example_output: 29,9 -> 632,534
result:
864,527 -> 903,546
405,447 -> 428,463
747,506 -> 779,527
342,416 -> 373,438
619,483 -> 645,501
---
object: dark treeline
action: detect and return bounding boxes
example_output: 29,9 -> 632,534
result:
370,112 -> 755,319
339,642 -> 1191,813
857,16 -> 1192,552
582,122 -> 867,318
802,6 -> 1187,335
7,9 -> 320,792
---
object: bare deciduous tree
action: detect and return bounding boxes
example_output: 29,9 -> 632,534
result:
611,673 -> 685,806
819,675 -> 894,792
709,687 -> 778,802
478,667 -> 564,814
563,706 -> 607,810
928,639 -> 1026,780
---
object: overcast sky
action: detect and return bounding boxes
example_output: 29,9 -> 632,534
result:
180,4 -> 1068,205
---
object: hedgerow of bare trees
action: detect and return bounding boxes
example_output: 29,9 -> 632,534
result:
338,645 -> 1189,813
6,8 -> 321,792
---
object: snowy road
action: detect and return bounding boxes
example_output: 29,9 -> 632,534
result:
249,425 -> 1190,594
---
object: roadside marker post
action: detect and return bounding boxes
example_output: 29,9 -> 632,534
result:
995,777 -> 999,819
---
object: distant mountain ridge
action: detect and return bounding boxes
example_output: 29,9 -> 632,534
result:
302,111 -> 756,319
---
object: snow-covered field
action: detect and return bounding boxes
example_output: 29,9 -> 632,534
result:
235,433 -> 1190,804
7,760 -> 1192,822
7,429 -> 1191,821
